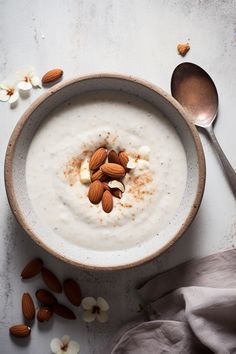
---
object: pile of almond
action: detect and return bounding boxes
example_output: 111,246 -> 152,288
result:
81,147 -> 131,213
9,258 -> 81,338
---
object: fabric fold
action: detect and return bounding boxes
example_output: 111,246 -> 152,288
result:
111,249 -> 236,354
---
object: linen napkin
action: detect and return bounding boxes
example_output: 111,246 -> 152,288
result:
110,249 -> 236,354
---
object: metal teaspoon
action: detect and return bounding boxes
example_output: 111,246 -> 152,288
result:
171,62 -> 236,197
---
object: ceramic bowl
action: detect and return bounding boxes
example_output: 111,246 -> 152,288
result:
4,74 -> 205,270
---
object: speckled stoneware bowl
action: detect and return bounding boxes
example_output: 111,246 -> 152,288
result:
4,74 -> 205,270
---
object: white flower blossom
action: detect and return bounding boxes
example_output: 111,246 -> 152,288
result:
0,82 -> 19,105
50,335 -> 80,354
82,297 -> 109,323
17,67 -> 41,92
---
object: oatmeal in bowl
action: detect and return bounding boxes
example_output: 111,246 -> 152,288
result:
5,75 -> 205,269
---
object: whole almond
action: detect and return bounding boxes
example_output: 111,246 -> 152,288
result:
41,267 -> 62,293
118,151 -> 129,168
36,289 -> 57,305
53,303 -> 76,320
63,279 -> 82,306
22,293 -> 35,321
9,324 -> 31,338
108,150 -> 120,164
88,180 -> 104,204
42,68 -> 63,84
37,307 -> 53,322
103,182 -> 111,191
111,188 -> 122,199
101,163 -> 126,179
21,258 -> 43,279
91,169 -> 105,182
89,147 -> 107,171
102,190 -> 113,213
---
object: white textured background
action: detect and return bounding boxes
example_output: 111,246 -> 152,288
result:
0,1 -> 236,353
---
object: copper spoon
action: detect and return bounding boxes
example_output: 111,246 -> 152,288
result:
171,62 -> 236,197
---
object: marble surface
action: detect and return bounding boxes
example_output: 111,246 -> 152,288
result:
0,1 -> 236,353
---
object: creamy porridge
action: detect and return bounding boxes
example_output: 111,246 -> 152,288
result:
26,91 -> 187,251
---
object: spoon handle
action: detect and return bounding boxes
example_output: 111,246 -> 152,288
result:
205,125 -> 236,197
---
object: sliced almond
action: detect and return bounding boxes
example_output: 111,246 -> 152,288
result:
102,190 -> 113,213
100,163 -> 126,179
89,147 -> 107,171
80,159 -> 91,184
108,180 -> 125,192
126,157 -> 137,169
108,150 -> 120,164
111,188 -> 122,199
118,151 -> 129,168
88,180 -> 104,204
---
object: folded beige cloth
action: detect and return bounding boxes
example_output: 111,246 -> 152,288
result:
111,249 -> 236,354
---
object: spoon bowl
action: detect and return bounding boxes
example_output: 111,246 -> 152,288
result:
171,62 -> 218,127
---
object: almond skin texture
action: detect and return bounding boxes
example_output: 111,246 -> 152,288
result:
36,289 -> 57,306
9,324 -> 31,338
88,180 -> 104,204
63,279 -> 82,306
21,258 -> 43,279
89,148 -> 107,171
102,190 -> 113,213
118,151 -> 129,168
101,163 -> 126,179
37,307 -> 53,322
111,188 -> 122,199
22,293 -> 35,321
42,68 -> 63,84
108,150 -> 120,164
41,267 -> 62,293
53,304 -> 76,320
91,169 -> 104,182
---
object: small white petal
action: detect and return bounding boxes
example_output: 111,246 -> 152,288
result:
127,157 -> 137,169
97,297 -> 109,311
31,76 -> 42,87
137,159 -> 150,170
83,310 -> 96,322
97,311 -> 109,323
138,145 -> 150,160
81,297 -> 96,310
18,81 -> 32,91
67,341 -> 80,354
0,90 -> 9,102
50,338 -> 63,353
61,335 -> 70,345
8,91 -> 19,104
